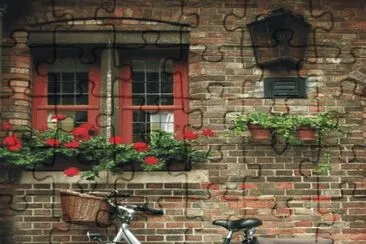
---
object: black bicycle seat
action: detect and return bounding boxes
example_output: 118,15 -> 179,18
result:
212,218 -> 262,231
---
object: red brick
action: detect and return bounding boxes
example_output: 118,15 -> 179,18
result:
277,182 -> 294,190
239,183 -> 257,189
295,221 -> 312,227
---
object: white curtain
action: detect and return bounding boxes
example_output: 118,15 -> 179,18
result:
150,112 -> 174,133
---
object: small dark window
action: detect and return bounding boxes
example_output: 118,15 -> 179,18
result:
264,77 -> 306,98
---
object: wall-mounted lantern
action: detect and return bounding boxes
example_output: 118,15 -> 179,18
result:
247,8 -> 311,69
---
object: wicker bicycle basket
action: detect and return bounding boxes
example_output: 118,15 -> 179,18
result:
59,189 -> 112,226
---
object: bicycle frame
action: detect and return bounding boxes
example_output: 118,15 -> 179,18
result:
88,217 -> 258,244
221,227 -> 258,244
86,192 -> 258,244
86,198 -> 329,244
222,230 -> 234,244
88,203 -> 144,244
243,227 -> 257,244
111,205 -> 141,244
89,226 -> 256,244
112,223 -> 140,244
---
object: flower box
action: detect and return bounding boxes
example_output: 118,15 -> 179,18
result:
0,121 -> 213,180
295,126 -> 317,141
248,124 -> 272,140
232,112 -> 341,144
29,157 -> 192,172
28,154 -> 97,171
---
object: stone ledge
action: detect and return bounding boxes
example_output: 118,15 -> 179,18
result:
28,30 -> 190,46
18,170 -> 209,184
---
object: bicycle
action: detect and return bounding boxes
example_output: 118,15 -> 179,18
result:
85,190 -> 163,244
85,190 -> 261,244
84,190 -> 333,244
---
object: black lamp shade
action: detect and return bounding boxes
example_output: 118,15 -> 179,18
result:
247,8 -> 311,69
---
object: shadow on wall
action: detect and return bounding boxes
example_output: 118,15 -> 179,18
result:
3,0 -> 31,32
0,222 -> 12,244
0,167 -> 22,244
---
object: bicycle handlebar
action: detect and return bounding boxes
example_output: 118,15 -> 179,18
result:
136,205 -> 164,215
108,190 -> 132,199
89,190 -> 163,215
125,204 -> 164,215
88,190 -> 131,199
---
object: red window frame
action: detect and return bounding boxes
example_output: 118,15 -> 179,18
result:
119,56 -> 189,143
32,64 -> 101,131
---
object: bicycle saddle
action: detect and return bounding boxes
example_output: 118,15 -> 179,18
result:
213,218 -> 262,231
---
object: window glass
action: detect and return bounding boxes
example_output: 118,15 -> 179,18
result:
47,111 -> 88,132
132,111 -> 174,142
131,59 -> 173,106
47,72 -> 89,105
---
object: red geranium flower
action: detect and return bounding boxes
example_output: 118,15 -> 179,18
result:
72,127 -> 91,141
133,142 -> 150,152
51,114 -> 66,121
1,122 -> 12,131
109,136 -> 124,145
3,135 -> 22,151
183,130 -> 199,140
45,138 -> 61,147
144,156 -> 159,166
201,128 -> 214,137
80,123 -> 96,132
64,167 -> 80,177
64,141 -> 80,149
8,143 -> 22,151
3,135 -> 20,147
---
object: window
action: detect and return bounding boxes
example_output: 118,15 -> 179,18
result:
32,48 -> 188,141
32,58 -> 100,132
120,56 -> 188,142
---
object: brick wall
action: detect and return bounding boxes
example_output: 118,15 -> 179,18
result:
1,0 -> 366,243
